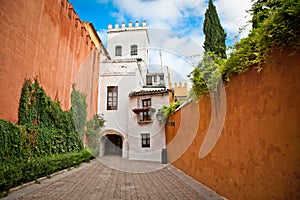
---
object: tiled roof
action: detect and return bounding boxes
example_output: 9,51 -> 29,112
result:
129,89 -> 172,97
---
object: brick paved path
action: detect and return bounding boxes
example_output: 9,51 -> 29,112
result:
4,156 -> 225,200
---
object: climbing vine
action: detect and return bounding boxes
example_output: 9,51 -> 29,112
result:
85,114 -> 105,156
71,84 -> 87,139
0,79 -> 93,196
18,79 -> 76,134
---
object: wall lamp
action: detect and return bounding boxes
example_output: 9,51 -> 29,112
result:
156,109 -> 175,126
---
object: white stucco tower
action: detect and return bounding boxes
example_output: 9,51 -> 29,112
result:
107,20 -> 149,63
98,21 -> 173,162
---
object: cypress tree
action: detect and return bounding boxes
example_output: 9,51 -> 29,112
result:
203,0 -> 227,58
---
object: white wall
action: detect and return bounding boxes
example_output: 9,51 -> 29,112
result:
98,22 -> 171,161
107,26 -> 149,62
127,94 -> 169,162
98,61 -> 144,135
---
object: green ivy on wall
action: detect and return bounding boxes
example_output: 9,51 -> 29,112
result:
71,84 -> 87,139
85,114 -> 105,156
18,79 -> 76,134
0,79 -> 93,196
2,79 -> 84,163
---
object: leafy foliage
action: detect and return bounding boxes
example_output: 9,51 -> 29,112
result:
0,79 -> 91,196
189,0 -> 300,98
161,100 -> 184,120
71,84 -> 87,139
85,114 -> 105,157
0,120 -> 31,164
188,52 -> 225,97
224,0 -> 300,75
203,0 -> 227,58
18,79 -> 76,134
14,79 -> 83,159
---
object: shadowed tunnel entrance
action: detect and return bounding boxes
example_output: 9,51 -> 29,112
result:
104,134 -> 123,156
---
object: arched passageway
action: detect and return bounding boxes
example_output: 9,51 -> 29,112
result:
104,134 -> 123,156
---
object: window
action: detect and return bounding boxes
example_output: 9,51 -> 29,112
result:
141,98 -> 151,121
159,75 -> 164,85
141,133 -> 150,148
146,75 -> 152,85
146,74 -> 165,86
115,46 -> 122,56
142,98 -> 151,107
131,45 -> 138,56
107,86 -> 118,110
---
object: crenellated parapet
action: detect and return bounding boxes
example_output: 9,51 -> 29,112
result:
169,82 -> 187,89
59,0 -> 100,51
0,0 -> 108,122
169,81 -> 188,98
108,20 -> 147,33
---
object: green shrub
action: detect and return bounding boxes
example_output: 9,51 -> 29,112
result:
0,119 -> 83,165
161,100 -> 184,120
224,0 -> 300,75
0,149 -> 93,197
0,78 -> 90,197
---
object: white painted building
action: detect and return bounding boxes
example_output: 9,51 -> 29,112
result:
98,21 -> 173,162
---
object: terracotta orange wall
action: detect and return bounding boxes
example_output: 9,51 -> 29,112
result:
166,49 -> 300,199
0,0 -> 100,122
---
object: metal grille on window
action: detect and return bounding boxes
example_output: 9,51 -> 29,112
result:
141,98 -> 151,121
131,45 -> 137,56
141,133 -> 150,148
115,46 -> 122,56
107,86 -> 118,110
146,75 -> 152,85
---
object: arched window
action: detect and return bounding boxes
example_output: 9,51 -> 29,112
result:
131,45 -> 138,56
115,46 -> 122,56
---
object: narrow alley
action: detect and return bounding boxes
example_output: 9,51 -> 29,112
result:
4,157 -> 224,200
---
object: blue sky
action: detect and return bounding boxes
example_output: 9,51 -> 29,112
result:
69,0 -> 253,83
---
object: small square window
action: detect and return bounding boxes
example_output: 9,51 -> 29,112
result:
146,75 -> 152,85
141,133 -> 150,148
115,46 -> 122,56
131,45 -> 138,56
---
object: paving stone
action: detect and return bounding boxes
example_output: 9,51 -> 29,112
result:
3,156 -> 226,200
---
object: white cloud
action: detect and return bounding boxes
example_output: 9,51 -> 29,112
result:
215,0 -> 252,41
110,11 -> 127,24
148,28 -> 203,61
109,0 -> 253,43
97,29 -> 108,47
147,28 -> 204,84
148,50 -> 193,83
112,0 -> 206,29
101,0 -> 253,82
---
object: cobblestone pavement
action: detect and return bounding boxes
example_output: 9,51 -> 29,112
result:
4,156 -> 225,200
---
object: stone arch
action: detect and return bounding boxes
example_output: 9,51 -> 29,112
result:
99,129 -> 128,158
